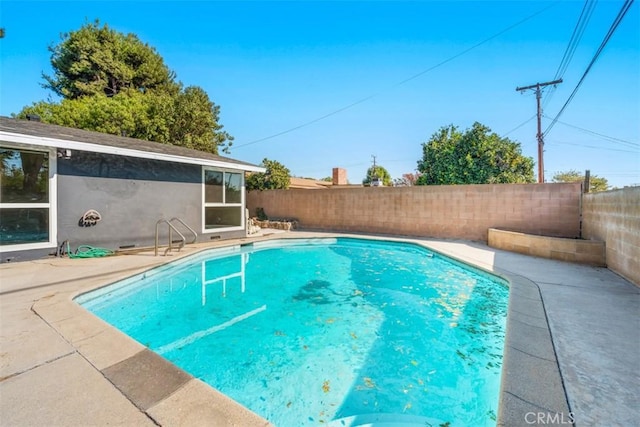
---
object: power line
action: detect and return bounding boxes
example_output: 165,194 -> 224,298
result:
549,170 -> 639,177
233,1 -> 561,150
544,0 -> 598,108
387,2 -> 560,89
553,0 -> 598,80
542,115 -> 640,148
544,0 -> 635,137
504,114 -> 537,137
550,140 -> 638,153
582,172 -> 640,176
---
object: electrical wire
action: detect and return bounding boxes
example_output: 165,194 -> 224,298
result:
550,140 -> 638,153
544,0 -> 635,137
233,2 -> 561,149
544,0 -> 598,108
554,0 -> 598,80
542,115 -> 640,148
584,172 -> 639,176
504,115 -> 537,137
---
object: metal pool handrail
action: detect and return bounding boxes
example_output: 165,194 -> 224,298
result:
169,217 -> 197,244
155,218 -> 197,256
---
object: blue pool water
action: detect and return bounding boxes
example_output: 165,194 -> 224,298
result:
77,238 -> 509,426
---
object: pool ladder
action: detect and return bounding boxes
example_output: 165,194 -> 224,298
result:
155,218 -> 197,256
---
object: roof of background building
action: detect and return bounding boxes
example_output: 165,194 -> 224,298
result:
289,177 -> 334,189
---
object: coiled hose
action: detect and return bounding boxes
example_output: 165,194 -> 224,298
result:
64,241 -> 114,258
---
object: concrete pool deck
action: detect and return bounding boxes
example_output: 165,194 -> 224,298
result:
0,231 -> 638,426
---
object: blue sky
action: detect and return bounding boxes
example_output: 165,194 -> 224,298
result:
1,1 -> 639,187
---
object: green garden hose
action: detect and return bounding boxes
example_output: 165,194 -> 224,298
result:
66,241 -> 114,258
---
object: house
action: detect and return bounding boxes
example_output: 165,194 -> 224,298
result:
288,177 -> 333,189
288,167 -> 360,189
0,116 -> 264,262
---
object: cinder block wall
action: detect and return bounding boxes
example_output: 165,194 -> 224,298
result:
583,187 -> 640,286
247,183 -> 582,242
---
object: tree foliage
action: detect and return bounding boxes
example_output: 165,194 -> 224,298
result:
363,165 -> 392,186
552,170 -> 609,192
416,122 -> 534,185
169,86 -> 233,153
393,172 -> 421,187
19,91 -> 164,138
16,20 -> 232,154
43,20 -> 177,99
246,158 -> 291,191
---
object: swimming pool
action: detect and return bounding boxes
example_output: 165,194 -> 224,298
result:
77,237 -> 509,426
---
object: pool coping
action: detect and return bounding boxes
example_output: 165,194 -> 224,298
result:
30,232 -> 571,426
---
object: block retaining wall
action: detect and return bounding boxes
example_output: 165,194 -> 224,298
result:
582,187 -> 640,286
247,183 -> 582,243
488,228 -> 606,266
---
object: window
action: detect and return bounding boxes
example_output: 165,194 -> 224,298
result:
0,146 -> 56,249
203,169 -> 244,231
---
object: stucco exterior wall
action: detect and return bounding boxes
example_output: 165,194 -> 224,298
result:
582,187 -> 640,286
55,152 -> 244,254
247,183 -> 582,242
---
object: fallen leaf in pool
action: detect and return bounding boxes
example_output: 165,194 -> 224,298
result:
363,377 -> 376,388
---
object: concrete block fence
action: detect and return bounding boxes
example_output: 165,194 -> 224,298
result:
247,183 -> 582,243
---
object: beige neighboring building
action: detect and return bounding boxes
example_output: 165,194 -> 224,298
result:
289,167 -> 359,189
288,177 -> 333,189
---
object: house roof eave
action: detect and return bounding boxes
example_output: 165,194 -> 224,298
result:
0,117 -> 265,173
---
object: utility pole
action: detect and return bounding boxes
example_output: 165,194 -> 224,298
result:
584,169 -> 591,193
370,155 -> 380,186
371,155 -> 378,178
516,79 -> 562,183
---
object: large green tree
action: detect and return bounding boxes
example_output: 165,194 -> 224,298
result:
170,86 -> 232,153
43,20 -> 177,99
552,170 -> 609,192
16,20 -> 232,154
246,158 -> 291,191
416,122 -> 534,185
363,165 -> 392,186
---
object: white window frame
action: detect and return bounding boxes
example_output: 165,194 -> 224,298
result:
0,143 -> 57,253
201,167 -> 245,233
